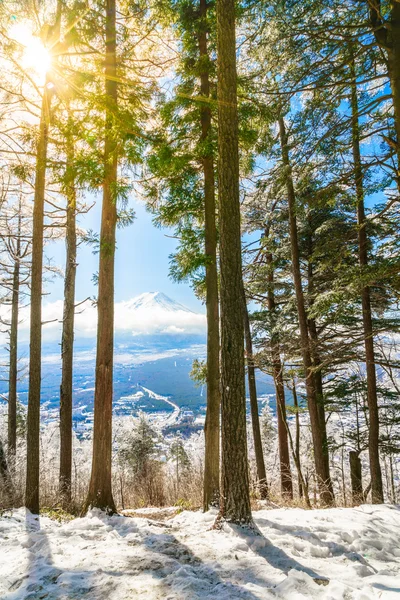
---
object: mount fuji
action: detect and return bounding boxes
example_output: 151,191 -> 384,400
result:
111,291 -> 205,336
0,291 -> 275,427
124,292 -> 195,314
0,291 -> 206,343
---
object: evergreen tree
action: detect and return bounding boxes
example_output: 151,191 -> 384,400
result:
217,0 -> 251,523
84,0 -> 119,513
278,112 -> 334,505
147,0 -> 221,511
82,0 -> 149,513
367,0 -> 400,177
170,435 -> 191,495
350,51 -> 384,502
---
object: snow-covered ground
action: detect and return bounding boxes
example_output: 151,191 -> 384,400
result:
0,504 -> 399,599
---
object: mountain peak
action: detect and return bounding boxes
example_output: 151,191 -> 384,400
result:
125,292 -> 195,314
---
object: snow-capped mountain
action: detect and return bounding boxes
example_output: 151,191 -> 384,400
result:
0,292 -> 205,343
114,292 -> 203,336
125,292 -> 195,314
0,290 -> 274,420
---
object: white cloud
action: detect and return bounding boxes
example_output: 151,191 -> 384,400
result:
161,325 -> 185,334
0,294 -> 206,343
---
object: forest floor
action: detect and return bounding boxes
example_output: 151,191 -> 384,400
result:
0,504 -> 399,599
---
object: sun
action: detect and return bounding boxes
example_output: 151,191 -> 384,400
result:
9,22 -> 52,84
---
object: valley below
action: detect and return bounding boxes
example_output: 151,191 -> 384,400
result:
0,333 -> 277,437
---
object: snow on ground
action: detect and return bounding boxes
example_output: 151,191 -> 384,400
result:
0,504 -> 399,599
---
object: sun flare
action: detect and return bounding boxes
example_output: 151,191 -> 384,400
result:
9,22 -> 52,83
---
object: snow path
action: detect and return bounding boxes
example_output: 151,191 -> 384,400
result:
0,505 -> 399,599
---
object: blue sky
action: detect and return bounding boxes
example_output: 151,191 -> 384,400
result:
44,195 -> 205,314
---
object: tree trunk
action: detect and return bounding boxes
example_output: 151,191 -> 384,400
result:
25,0 -> 62,515
84,0 -> 117,514
341,444 -> 347,507
292,380 -> 304,498
25,86 -> 51,514
349,451 -> 363,506
243,294 -> 269,499
0,439 -> 8,481
59,126 -> 77,508
216,0 -> 251,523
284,378 -> 311,506
199,0 -> 221,512
278,114 -> 334,506
266,251 -> 292,498
0,439 -> 12,504
389,454 -> 396,503
308,319 -> 328,456
306,232 -> 331,493
350,57 -> 384,503
8,218 -> 21,465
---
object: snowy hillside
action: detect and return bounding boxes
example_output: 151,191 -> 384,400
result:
1,504 -> 399,599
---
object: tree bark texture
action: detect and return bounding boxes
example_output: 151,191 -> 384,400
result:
349,451 -> 363,506
243,294 -> 269,499
216,0 -> 251,523
0,439 -> 13,504
59,128 -> 77,508
199,0 -> 221,512
84,0 -> 117,513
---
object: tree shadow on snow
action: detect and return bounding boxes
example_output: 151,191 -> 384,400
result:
8,510 -> 265,600
97,513 -> 266,599
231,523 -> 323,580
5,510 -> 101,599
372,583 -> 400,593
254,516 -> 378,573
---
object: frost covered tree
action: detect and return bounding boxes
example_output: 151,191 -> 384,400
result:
0,189 -> 32,467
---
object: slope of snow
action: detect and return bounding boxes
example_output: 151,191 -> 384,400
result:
0,504 -> 399,599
